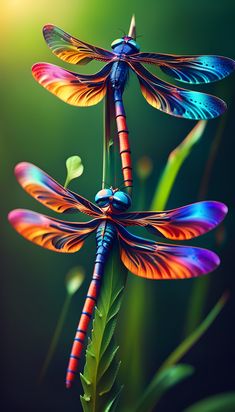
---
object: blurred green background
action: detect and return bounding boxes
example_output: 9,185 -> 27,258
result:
1,0 -> 235,410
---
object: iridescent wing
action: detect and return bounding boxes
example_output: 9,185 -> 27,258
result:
130,62 -> 226,119
126,52 -> 235,84
15,162 -> 103,218
43,24 -> 116,65
32,62 -> 113,106
113,201 -> 227,240
116,225 -> 220,279
8,210 -> 100,253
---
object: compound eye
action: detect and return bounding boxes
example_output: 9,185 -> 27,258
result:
111,38 -> 123,49
128,39 -> 140,51
112,191 -> 131,211
95,189 -> 113,207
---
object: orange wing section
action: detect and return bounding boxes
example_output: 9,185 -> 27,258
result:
43,24 -> 116,65
8,209 -> 99,253
117,225 -> 220,280
32,62 -> 113,107
15,162 -> 103,218
113,201 -> 227,240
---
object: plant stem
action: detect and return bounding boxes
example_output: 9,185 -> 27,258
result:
39,293 -> 71,383
184,115 -> 227,336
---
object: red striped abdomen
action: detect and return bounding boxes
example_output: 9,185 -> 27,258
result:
65,271 -> 101,388
113,89 -> 133,192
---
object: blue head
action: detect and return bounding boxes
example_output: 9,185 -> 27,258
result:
111,36 -> 140,54
95,188 -> 131,212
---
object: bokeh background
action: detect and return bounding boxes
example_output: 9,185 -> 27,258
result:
1,0 -> 235,410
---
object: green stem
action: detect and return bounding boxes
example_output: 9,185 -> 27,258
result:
184,115 -> 227,337
64,178 -> 69,189
198,114 -> 227,200
39,293 -> 71,383
133,293 -> 228,412
118,176 -> 148,407
159,293 -> 228,371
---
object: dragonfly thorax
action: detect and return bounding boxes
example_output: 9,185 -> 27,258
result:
95,188 -> 131,212
111,37 -> 140,54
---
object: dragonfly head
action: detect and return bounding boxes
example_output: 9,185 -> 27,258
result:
111,37 -> 140,53
95,188 -> 131,212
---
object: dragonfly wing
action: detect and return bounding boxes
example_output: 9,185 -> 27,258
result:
113,201 -> 227,240
32,62 -> 113,106
130,62 -> 226,119
8,210 -> 99,253
43,24 -> 116,65
117,225 -> 220,279
15,162 -> 103,217
127,52 -> 235,84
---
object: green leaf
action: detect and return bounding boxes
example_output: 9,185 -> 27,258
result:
133,294 -> 228,412
64,155 -> 84,188
159,293 -> 228,371
80,248 -> 128,412
184,115 -> 228,338
65,266 -> 85,296
134,364 -> 194,412
151,120 -> 207,210
183,392 -> 235,412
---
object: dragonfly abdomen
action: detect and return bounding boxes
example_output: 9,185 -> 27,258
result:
113,87 -> 133,191
66,221 -> 116,388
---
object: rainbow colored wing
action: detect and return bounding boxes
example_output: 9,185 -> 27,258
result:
126,52 -> 235,84
43,24 -> 116,65
130,62 -> 226,119
113,201 -> 227,240
32,62 -> 112,106
15,162 -> 103,217
8,210 -> 99,253
117,225 -> 220,280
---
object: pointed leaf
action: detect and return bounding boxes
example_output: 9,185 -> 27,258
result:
159,293 -> 228,371
134,364 -> 194,412
152,120 -> 207,210
133,294 -> 228,412
104,386 -> 123,412
80,249 -> 128,411
184,392 -> 235,412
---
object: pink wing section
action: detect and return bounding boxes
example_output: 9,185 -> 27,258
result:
113,201 -> 228,240
15,162 -> 103,218
43,24 -> 116,65
117,225 -> 220,280
8,209 -> 99,253
32,62 -> 112,106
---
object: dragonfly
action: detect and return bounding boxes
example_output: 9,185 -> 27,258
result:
8,162 -> 227,387
32,23 -> 235,190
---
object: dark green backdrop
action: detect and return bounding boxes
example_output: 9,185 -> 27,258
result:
1,0 -> 235,411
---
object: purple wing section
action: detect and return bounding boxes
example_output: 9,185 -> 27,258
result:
126,52 -> 235,84
130,62 -> 227,119
15,162 -> 103,217
43,24 -> 116,65
113,201 -> 228,240
8,209 -> 99,253
117,225 -> 220,280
